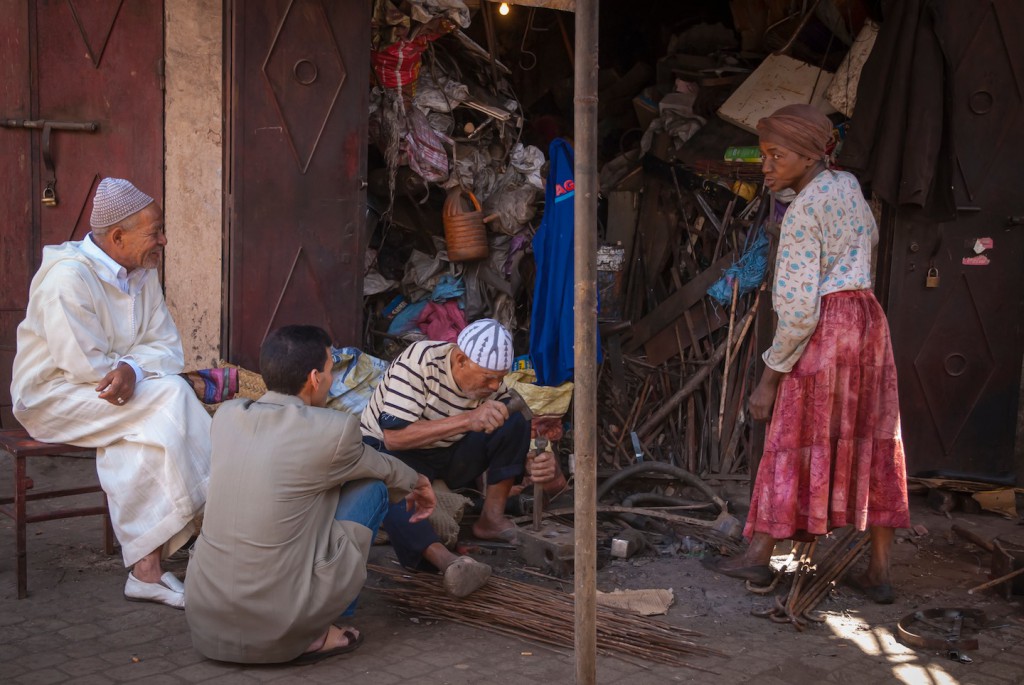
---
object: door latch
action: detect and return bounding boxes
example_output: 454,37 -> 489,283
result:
0,118 -> 99,207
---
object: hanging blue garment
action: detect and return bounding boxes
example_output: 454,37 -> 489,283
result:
529,138 -> 601,386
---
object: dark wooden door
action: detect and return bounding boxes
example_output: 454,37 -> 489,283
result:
884,1 -> 1024,479
226,0 -> 369,369
0,0 -> 164,428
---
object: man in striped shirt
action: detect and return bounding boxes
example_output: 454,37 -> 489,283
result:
360,319 -> 556,596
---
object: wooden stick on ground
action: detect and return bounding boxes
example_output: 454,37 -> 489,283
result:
967,565 -> 1024,595
717,279 -> 740,441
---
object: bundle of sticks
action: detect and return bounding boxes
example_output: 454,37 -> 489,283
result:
750,528 -> 870,631
368,564 -> 724,672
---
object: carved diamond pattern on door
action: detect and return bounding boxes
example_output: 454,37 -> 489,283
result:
62,173 -> 100,244
949,2 -> 1024,202
67,0 -> 125,68
264,246 -> 333,339
912,273 -> 996,453
262,0 -> 347,173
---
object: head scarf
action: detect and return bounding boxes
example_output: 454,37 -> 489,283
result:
90,178 -> 155,229
457,318 -> 513,372
756,104 -> 833,162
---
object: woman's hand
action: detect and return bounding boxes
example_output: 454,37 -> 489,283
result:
749,368 -> 784,421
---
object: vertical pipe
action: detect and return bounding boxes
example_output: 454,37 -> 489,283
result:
573,2 -> 598,683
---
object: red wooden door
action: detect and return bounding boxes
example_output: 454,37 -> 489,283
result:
0,0 -> 165,428
226,0 -> 369,370
883,1 -> 1024,479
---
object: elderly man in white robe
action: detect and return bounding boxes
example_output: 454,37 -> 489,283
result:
11,178 -> 211,609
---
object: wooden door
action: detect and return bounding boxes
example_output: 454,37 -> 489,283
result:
226,0 -> 369,369
884,1 -> 1024,479
0,0 -> 164,428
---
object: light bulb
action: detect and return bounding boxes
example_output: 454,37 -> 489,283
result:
499,2 -> 510,15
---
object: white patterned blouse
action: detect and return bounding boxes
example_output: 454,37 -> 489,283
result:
764,169 -> 877,373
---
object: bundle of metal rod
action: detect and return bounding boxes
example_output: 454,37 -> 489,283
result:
368,564 -> 725,671
596,286 -> 762,478
597,171 -> 769,479
751,529 -> 870,630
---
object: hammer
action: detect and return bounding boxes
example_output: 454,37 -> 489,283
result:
502,388 -> 533,421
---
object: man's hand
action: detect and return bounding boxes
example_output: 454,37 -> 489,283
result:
405,474 -> 436,523
96,362 -> 137,407
526,449 -> 558,484
464,400 -> 509,434
749,368 -> 784,422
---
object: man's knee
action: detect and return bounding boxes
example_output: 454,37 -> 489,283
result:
335,479 -> 389,528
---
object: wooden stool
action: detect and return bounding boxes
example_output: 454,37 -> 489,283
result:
0,429 -> 115,598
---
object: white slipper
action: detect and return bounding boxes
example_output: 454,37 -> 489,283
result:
124,571 -> 186,609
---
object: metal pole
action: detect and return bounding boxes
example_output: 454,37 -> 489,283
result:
573,2 -> 598,683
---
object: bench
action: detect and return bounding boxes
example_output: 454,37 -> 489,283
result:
0,429 -> 114,598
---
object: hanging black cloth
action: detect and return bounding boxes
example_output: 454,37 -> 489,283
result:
839,0 -> 956,222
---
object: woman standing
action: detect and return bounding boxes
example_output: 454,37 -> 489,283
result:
707,104 -> 911,603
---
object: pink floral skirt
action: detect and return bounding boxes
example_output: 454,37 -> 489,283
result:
744,290 -> 911,540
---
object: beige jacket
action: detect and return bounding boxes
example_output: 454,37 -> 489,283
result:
185,391 -> 419,663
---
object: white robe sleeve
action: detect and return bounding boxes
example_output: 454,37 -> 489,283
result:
123,277 -> 185,378
37,264 -> 183,384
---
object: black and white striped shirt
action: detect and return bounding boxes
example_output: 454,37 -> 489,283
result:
360,341 -> 508,448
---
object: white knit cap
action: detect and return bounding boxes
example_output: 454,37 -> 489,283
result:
457,318 -> 513,372
90,178 -> 155,228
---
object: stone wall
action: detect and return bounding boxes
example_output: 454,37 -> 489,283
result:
163,0 -> 223,369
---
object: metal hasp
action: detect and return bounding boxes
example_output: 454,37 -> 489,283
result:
0,119 -> 100,207
896,608 -> 986,660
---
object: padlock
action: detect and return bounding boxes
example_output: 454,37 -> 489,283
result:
925,267 -> 940,288
42,183 -> 58,207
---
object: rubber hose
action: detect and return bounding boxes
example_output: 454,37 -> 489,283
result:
622,493 -> 715,510
596,462 -> 728,513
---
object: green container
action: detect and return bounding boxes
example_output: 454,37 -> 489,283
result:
724,145 -> 762,163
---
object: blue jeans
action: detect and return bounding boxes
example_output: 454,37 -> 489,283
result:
334,479 -> 388,616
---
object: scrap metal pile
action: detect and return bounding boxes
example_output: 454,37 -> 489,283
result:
596,173 -> 769,479
365,0 -> 544,354
363,1 -> 880,488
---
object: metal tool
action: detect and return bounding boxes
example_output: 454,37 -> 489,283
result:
896,608 -> 986,657
629,431 -> 644,464
952,524 -> 1023,598
517,435 -> 574,576
531,437 -> 548,532
502,388 -> 533,421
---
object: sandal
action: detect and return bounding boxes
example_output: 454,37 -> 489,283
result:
293,626 -> 364,664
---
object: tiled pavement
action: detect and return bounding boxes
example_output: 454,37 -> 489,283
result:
3,455 -> 1023,684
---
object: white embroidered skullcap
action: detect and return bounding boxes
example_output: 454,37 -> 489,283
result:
457,318 -> 513,372
90,178 -> 155,228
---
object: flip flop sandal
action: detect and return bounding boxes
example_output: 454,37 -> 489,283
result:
293,627 -> 364,664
